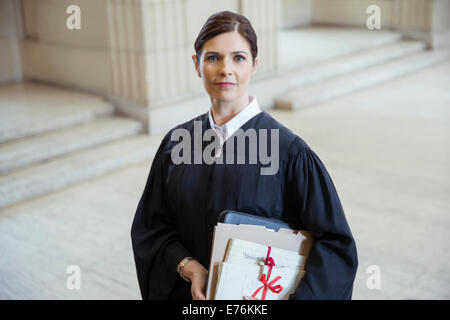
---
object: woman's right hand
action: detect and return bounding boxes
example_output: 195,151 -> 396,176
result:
180,259 -> 208,300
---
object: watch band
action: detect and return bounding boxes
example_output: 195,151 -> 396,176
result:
178,257 -> 195,282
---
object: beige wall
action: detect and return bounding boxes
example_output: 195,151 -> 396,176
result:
22,0 -> 109,47
281,0 -> 312,29
311,0 -> 450,48
312,0 -> 395,28
21,0 -> 111,94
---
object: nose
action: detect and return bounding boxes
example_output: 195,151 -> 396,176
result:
218,57 -> 232,76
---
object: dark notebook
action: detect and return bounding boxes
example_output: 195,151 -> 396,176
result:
217,210 -> 291,232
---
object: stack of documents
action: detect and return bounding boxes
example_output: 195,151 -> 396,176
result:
214,238 -> 307,300
206,223 -> 313,300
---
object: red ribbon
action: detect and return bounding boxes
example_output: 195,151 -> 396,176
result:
251,246 -> 283,300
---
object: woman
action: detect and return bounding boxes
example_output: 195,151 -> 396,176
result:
131,11 -> 358,300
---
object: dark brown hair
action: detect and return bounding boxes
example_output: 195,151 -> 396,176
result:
194,11 -> 258,65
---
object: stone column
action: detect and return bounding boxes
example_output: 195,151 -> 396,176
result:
141,0 -> 202,106
0,0 -> 24,83
392,0 -> 433,45
430,0 -> 450,48
239,0 -> 281,77
106,0 -> 148,122
393,0 -> 450,48
106,0 -> 205,128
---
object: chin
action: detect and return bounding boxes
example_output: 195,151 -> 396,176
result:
209,91 -> 237,102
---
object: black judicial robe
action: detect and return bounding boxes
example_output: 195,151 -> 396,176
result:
131,110 -> 358,300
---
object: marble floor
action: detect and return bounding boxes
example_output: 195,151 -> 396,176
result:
0,60 -> 449,300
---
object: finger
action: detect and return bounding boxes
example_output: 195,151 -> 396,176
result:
193,292 -> 206,300
192,289 -> 206,300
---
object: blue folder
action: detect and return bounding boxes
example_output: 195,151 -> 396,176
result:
217,210 -> 291,232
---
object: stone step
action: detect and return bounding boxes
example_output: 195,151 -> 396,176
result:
275,49 -> 450,110
0,82 -> 114,143
0,134 -> 163,208
0,117 -> 144,174
254,40 -> 426,110
285,40 -> 426,88
278,26 -> 403,71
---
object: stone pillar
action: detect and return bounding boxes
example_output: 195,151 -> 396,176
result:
0,0 -> 24,84
431,0 -> 450,48
106,0 -> 206,127
239,0 -> 280,77
141,0 -> 203,107
393,0 -> 450,48
106,0 -> 148,122
392,0 -> 433,45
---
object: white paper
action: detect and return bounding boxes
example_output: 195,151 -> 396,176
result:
205,223 -> 313,300
214,262 -> 305,300
224,238 -> 306,270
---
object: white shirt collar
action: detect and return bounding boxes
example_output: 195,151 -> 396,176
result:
208,96 -> 261,139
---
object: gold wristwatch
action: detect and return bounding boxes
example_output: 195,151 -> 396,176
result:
178,257 -> 195,282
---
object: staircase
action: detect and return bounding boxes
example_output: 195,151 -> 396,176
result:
0,83 -> 162,208
273,28 -> 450,110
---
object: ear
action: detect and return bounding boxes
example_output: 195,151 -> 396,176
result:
192,54 -> 201,78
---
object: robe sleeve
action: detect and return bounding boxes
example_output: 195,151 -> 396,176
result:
286,138 -> 358,300
131,136 -> 192,300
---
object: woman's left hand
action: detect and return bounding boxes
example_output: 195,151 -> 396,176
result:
183,260 -> 208,300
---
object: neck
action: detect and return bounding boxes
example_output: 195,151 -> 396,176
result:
210,94 -> 250,126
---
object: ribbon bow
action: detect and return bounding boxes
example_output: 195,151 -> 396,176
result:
251,246 -> 284,300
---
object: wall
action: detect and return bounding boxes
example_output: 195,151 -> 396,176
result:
312,0 -> 395,28
21,0 -> 111,94
281,0 -> 312,29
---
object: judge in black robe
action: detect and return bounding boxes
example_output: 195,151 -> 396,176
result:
131,107 -> 358,300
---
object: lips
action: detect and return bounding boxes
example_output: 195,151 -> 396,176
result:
216,82 -> 236,89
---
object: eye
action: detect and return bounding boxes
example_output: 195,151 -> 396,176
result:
206,56 -> 217,62
234,55 -> 245,62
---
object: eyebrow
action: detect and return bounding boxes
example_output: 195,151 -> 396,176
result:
205,51 -> 249,56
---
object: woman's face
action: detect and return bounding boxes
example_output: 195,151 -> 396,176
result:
193,31 -> 257,104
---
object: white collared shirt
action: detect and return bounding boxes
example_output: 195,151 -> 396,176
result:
208,96 -> 262,157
